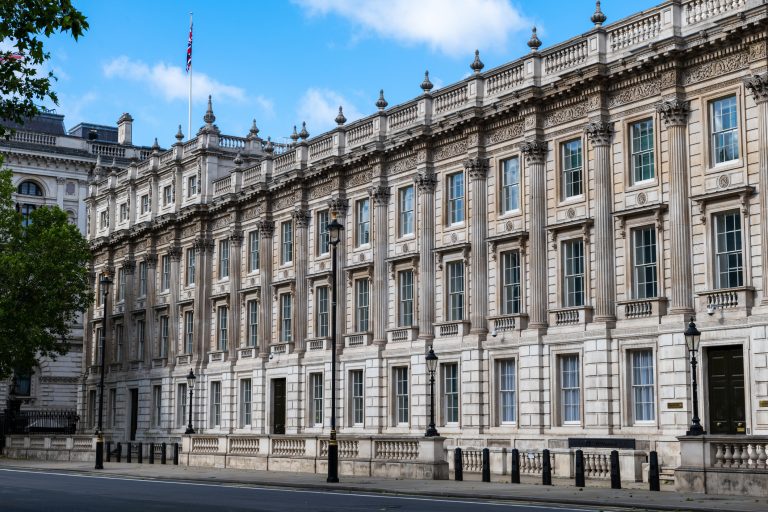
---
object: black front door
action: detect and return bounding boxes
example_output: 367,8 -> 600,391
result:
129,389 -> 138,440
272,379 -> 286,434
707,345 -> 746,434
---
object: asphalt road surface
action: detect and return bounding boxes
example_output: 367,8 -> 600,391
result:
0,468 -> 609,512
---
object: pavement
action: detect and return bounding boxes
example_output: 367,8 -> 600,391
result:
1,457 -> 766,512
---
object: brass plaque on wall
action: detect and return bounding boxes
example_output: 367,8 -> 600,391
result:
759,400 -> 768,408
667,402 -> 684,409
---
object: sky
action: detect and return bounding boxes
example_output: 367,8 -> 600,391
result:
40,0 -> 659,149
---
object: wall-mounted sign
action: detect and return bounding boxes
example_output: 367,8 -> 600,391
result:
667,402 -> 684,409
759,400 -> 768,408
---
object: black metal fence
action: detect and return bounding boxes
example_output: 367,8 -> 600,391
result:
4,409 -> 79,435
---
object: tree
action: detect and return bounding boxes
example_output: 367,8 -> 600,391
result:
0,169 -> 92,379
0,0 -> 88,138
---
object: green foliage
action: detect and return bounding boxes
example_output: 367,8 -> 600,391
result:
0,0 -> 89,137
0,168 -> 92,378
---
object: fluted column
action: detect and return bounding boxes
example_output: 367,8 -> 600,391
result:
466,157 -> 490,334
229,230 -> 243,359
121,258 -> 136,361
745,74 -> 768,303
328,197 -> 349,351
257,221 -> 274,358
293,210 -> 310,353
415,172 -> 437,340
585,122 -> 615,321
370,186 -> 390,345
145,252 -> 158,362
657,100 -> 693,314
521,141 -> 549,328
167,244 -> 182,363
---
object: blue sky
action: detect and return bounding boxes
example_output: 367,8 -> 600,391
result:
42,0 -> 658,148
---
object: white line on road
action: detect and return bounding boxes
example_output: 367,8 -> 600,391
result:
0,468 -> 594,512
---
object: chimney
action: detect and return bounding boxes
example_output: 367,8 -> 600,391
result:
117,113 -> 133,145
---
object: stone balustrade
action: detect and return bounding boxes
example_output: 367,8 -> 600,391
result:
346,120 -> 374,146
3,435 -> 95,462
388,104 -> 419,131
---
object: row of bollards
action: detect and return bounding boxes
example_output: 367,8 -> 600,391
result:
453,447 -> 661,491
104,441 -> 179,465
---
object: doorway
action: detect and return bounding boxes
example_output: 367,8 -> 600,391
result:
272,378 -> 286,434
707,345 -> 746,434
129,388 -> 138,440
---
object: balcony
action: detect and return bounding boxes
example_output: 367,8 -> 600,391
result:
344,332 -> 372,348
176,354 -> 192,366
387,327 -> 419,343
549,307 -> 593,327
433,321 -> 471,338
270,342 -> 294,356
488,314 -> 527,334
208,351 -> 228,363
306,338 -> 330,351
617,297 -> 668,321
151,357 -> 167,369
697,287 -> 754,315
238,347 -> 257,359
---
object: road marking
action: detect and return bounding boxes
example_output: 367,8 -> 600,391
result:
0,468 -> 594,511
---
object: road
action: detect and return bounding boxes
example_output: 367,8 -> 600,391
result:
0,468 -> 611,512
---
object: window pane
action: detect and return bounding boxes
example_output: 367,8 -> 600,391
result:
711,96 -> 739,164
631,119 -> 655,183
448,173 -> 464,224
355,279 -> 369,332
632,227 -> 658,299
249,231 -> 260,271
281,294 -> 292,341
714,211 -> 743,288
399,186 -> 414,236
563,240 -> 585,307
560,355 -> 580,423
499,359 -> 516,423
357,199 -> 370,246
318,211 -> 330,254
443,363 -> 459,424
562,139 -> 583,198
502,158 -> 520,212
398,270 -> 414,326
632,350 -> 655,422
317,286 -> 329,337
501,251 -> 521,314
351,370 -> 364,425
447,262 -> 464,321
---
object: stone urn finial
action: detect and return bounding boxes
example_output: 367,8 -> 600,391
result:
175,125 -> 184,142
376,89 -> 388,110
299,121 -> 309,140
528,26 -> 542,52
335,106 -> 347,126
591,1 -> 607,27
470,49 -> 484,74
420,70 -> 434,93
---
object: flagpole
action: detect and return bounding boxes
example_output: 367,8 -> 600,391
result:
188,12 -> 193,140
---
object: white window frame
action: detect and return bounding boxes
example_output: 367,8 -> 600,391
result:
398,186 -> 414,237
159,315 -> 169,358
713,210 -> 744,289
630,349 -> 656,424
309,372 -> 324,427
393,366 -> 409,425
219,239 -> 229,279
184,311 -> 194,354
177,383 -> 187,428
559,354 -> 581,425
247,300 -> 258,347
446,260 -> 465,321
240,379 -> 252,427
280,293 -> 292,342
498,359 -> 517,425
161,255 -> 170,291
442,362 -> 459,425
350,369 -> 364,426
397,269 -> 414,327
316,286 -> 329,338
354,278 -> 369,332
562,239 -> 585,307
631,226 -> 658,299
210,381 -> 221,427
561,138 -> 583,200
710,95 -> 739,165
186,248 -> 196,285
217,306 -> 228,351
501,157 -> 521,213
629,118 -> 655,184
281,221 -> 293,264
248,230 -> 260,272
152,385 -> 162,428
317,210 -> 330,255
447,172 -> 465,225
187,175 -> 198,197
501,250 -> 521,315
356,198 -> 370,246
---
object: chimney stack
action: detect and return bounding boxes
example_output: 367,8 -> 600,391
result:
117,113 -> 133,145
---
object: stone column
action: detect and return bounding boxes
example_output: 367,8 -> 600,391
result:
415,172 -> 437,340
585,122 -> 615,321
466,158 -> 489,334
257,221 -> 275,358
521,141 -> 549,328
168,244 -> 182,364
328,197 -> 349,350
56,176 -> 66,208
292,210 -> 310,353
657,100 -> 693,314
121,258 -> 136,361
228,230 -> 243,359
745,74 -> 768,303
370,186 -> 390,346
192,237 -> 213,361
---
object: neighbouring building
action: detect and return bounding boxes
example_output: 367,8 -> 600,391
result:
83,0 -> 768,479
0,111 -> 153,411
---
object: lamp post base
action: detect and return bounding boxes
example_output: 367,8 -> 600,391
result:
184,427 -> 196,435
327,442 -> 339,483
686,425 -> 706,436
425,426 -> 440,437
95,435 -> 104,470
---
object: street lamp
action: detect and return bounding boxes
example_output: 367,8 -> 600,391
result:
425,346 -> 439,437
185,369 -> 196,434
684,317 -> 705,436
327,213 -> 343,483
95,274 -> 112,470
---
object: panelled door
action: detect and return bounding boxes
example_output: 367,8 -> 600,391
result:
707,345 -> 746,435
129,389 -> 139,440
272,378 -> 286,435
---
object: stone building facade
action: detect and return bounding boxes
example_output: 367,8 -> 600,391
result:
84,0 -> 768,470
0,112 -> 151,410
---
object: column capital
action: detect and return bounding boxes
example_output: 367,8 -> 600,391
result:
369,185 -> 391,206
257,219 -> 275,237
145,253 -> 158,268
292,208 -> 310,227
584,121 -> 612,146
464,157 -> 490,181
744,73 -> 768,104
168,244 -> 183,261
122,258 -> 136,274
327,197 -> 349,217
520,140 -> 548,164
656,98 -> 689,126
193,237 -> 215,252
414,171 -> 437,193
229,229 -> 244,245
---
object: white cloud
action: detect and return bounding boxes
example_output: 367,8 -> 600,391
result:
296,88 -> 364,136
102,56 -> 247,104
293,0 -> 530,56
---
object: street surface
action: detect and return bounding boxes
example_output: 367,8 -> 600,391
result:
0,468 -> 621,512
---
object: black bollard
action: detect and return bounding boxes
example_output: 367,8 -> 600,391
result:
161,442 -> 167,465
137,442 -> 143,464
126,442 -> 132,463
106,442 -> 111,463
649,451 -> 660,492
510,449 -> 520,484
610,450 -> 621,489
482,448 -> 491,482
454,447 -> 463,481
173,442 -> 179,465
116,442 -> 122,463
575,449 -> 585,487
149,443 -> 155,464
542,449 -> 552,486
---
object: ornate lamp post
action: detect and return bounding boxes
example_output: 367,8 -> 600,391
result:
326,213 -> 343,483
684,318 -> 705,436
95,274 -> 112,470
425,346 -> 439,437
185,369 -> 196,435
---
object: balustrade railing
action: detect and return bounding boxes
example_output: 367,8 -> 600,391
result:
347,121 -> 374,146
8,131 -> 57,146
609,14 -> 661,52
309,136 -> 333,160
229,437 -> 260,455
712,440 -> 768,469
242,166 -> 261,185
684,0 -> 746,25
462,449 -> 483,472
625,300 -> 653,318
191,436 -> 219,454
219,135 -> 246,149
271,437 -> 305,457
486,64 -> 524,96
583,452 -> 610,478
213,176 -> 232,195
374,439 -> 419,460
274,151 -> 294,172
544,40 -> 588,74
90,143 -> 126,159
433,85 -> 468,114
388,104 -> 419,131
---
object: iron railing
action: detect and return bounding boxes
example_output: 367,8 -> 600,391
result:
5,409 -> 79,435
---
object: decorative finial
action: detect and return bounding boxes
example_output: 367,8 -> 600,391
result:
299,121 -> 309,140
249,118 -> 260,138
591,1 -> 607,27
420,70 -> 434,93
290,125 -> 299,142
234,152 -> 243,167
528,26 -> 542,52
175,124 -> 184,142
203,95 -> 216,124
470,49 -> 484,74
264,136 -> 274,154
335,106 -> 347,126
152,137 -> 160,151
376,89 -> 388,110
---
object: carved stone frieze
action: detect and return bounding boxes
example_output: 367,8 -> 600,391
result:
682,51 -> 749,85
434,138 -> 468,161
309,180 -> 335,199
347,169 -> 373,188
386,155 -> 418,175
607,79 -> 661,108
543,102 -> 587,128
212,215 -> 232,230
749,40 -> 766,62
273,194 -> 296,211
485,122 -> 524,145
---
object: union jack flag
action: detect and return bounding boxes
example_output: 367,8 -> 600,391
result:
0,52 -> 23,64
186,21 -> 193,72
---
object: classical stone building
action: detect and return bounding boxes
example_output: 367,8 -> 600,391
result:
0,112 -> 152,410
84,0 -> 768,476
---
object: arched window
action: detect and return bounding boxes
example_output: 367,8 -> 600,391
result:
17,181 -> 43,196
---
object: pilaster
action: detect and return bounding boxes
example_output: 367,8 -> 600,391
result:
745,73 -> 768,303
292,209 -> 310,354
465,156 -> 489,335
257,220 -> 275,358
228,229 -> 243,360
370,184 -> 390,346
328,196 -> 349,351
521,140 -> 548,329
415,167 -> 437,341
